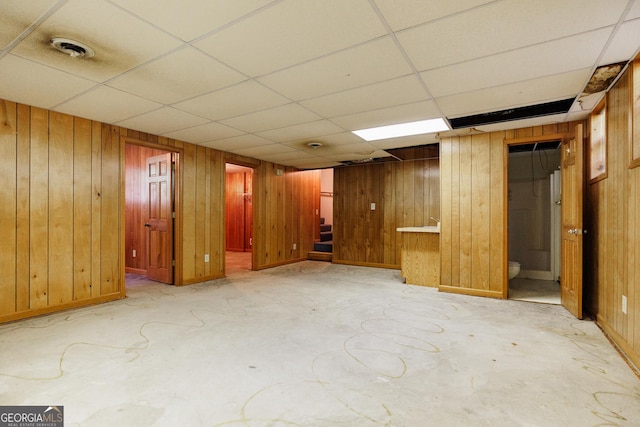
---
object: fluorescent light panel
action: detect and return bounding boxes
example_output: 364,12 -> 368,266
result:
352,118 -> 449,141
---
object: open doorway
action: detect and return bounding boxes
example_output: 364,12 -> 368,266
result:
125,143 -> 178,288
225,163 -> 253,275
507,141 -> 561,304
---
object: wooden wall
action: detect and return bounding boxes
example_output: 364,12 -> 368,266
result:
0,101 -> 122,322
333,155 -> 440,268
0,98 -> 320,322
439,123 -> 578,298
252,162 -> 321,269
125,144 -> 169,274
585,65 -> 640,368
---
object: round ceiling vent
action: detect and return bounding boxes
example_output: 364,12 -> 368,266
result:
307,142 -> 323,149
50,37 -> 94,58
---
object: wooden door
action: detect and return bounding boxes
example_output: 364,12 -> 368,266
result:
146,153 -> 173,284
560,124 -> 584,319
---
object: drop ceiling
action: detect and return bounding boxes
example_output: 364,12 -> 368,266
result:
1,0 -> 639,169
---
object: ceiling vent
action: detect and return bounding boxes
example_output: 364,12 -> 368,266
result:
449,98 -> 574,129
50,37 -> 94,58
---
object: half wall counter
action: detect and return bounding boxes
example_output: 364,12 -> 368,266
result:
396,226 -> 440,287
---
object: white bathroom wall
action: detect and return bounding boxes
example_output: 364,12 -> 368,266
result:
508,148 -> 561,278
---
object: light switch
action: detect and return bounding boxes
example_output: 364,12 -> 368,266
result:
204,254 -> 210,263
370,202 -> 376,210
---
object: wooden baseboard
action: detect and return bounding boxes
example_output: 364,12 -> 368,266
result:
0,293 -> 125,324
438,285 -> 505,299
125,267 -> 147,275
180,272 -> 225,286
332,259 -> 400,270
307,251 -> 333,262
253,257 -> 307,271
596,315 -> 640,376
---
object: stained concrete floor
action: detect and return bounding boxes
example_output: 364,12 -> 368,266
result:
1,261 -> 639,426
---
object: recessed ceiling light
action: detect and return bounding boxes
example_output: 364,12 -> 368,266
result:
307,142 -> 323,149
50,37 -> 95,58
352,118 -> 449,141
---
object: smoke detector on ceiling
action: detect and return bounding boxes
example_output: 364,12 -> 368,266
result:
50,37 -> 94,58
307,142 -> 323,149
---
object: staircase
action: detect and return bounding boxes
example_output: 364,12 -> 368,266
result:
308,217 -> 333,261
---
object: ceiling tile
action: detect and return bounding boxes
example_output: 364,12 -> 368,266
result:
282,158 -> 341,169
220,103 -> 321,133
231,143 -> 298,157
599,19 -> 640,65
259,150 -> 320,163
301,75 -> 428,118
194,0 -> 387,77
374,0 -> 494,31
0,0 -> 58,50
11,0 -> 183,82
173,80 -> 288,121
255,120 -> 344,143
55,85 -> 161,124
162,121 -> 243,143
116,107 -> 208,135
0,54 -> 96,108
200,134 -> 272,152
421,28 -> 611,98
107,46 -> 246,104
330,100 -> 442,131
110,0 -> 275,42
437,68 -> 592,118
397,0 -> 630,71
257,37 -> 413,100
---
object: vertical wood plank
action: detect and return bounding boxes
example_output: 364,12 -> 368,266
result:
440,139 -> 452,287
195,146 -> 206,277
29,107 -> 49,309
490,131 -> 506,294
16,104 -> 30,311
470,133 -> 491,290
73,117 -> 93,300
0,100 -> 17,315
48,111 -> 74,304
182,143 -> 196,279
100,125 -> 120,295
91,121 -> 102,297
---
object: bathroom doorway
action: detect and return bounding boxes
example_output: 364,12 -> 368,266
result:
507,139 -> 562,304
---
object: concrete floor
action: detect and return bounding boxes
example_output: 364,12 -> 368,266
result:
1,261 -> 639,426
509,278 -> 561,305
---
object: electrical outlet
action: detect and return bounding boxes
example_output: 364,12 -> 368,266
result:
293,243 -> 297,250
622,295 -> 627,314
204,254 -> 210,263
370,202 -> 376,210
132,249 -> 136,258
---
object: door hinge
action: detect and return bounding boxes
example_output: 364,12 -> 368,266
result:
172,260 -> 175,267
172,211 -> 175,219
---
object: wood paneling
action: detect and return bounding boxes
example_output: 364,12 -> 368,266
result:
399,232 -> 440,287
0,100 -> 123,322
333,158 -> 440,268
440,124 -> 578,298
245,160 -> 320,270
586,67 -> 640,368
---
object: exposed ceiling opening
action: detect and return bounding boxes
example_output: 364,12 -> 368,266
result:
449,98 -> 575,130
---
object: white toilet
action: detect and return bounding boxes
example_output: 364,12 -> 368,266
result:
508,261 -> 521,279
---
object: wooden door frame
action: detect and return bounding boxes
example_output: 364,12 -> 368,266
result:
224,161 -> 257,271
121,137 -> 183,287
503,133 -> 566,299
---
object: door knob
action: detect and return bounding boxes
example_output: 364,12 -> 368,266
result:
144,223 -> 151,227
